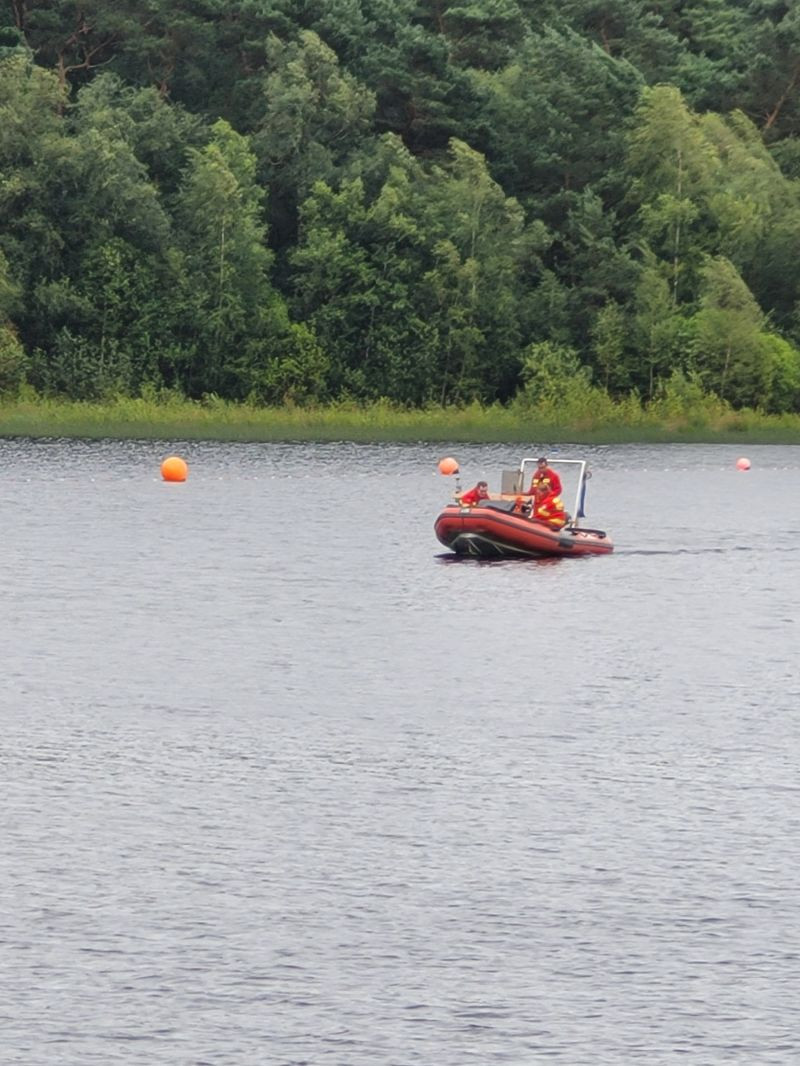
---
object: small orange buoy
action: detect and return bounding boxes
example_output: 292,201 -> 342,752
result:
438,456 -> 459,476
161,456 -> 188,482
736,457 -> 751,471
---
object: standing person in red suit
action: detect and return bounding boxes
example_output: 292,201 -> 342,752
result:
532,481 -> 568,528
528,456 -> 562,497
458,481 -> 489,506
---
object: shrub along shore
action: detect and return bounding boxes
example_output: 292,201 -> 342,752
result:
2,393 -> 800,444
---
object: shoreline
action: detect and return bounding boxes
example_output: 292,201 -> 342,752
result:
2,398 -> 800,445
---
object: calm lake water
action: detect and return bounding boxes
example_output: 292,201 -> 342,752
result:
2,437 -> 800,1065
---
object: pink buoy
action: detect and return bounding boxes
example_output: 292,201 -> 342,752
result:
736,457 -> 751,471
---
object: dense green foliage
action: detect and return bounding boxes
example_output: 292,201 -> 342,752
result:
4,0 -> 800,414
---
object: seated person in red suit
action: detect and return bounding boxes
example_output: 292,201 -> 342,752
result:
528,456 -> 562,496
458,480 -> 489,506
532,481 -> 568,528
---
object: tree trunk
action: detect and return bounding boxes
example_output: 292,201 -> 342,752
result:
764,65 -> 800,131
11,0 -> 27,31
720,344 -> 732,400
672,147 -> 683,306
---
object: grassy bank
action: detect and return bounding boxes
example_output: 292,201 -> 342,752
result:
2,395 -> 800,444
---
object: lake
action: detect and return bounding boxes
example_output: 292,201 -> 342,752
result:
2,437 -> 799,1064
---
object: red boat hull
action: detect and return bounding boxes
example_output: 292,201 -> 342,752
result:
434,503 -> 614,558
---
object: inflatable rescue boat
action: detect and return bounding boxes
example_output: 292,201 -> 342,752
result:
434,457 -> 614,559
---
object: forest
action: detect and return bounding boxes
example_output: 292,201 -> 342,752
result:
3,0 -> 800,417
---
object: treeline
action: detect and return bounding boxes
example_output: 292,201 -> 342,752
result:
3,1 -> 800,412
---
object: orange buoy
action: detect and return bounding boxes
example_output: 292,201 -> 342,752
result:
438,456 -> 459,476
736,457 -> 751,471
161,456 -> 188,482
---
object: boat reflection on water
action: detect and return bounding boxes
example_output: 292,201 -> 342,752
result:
435,552 -> 566,567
